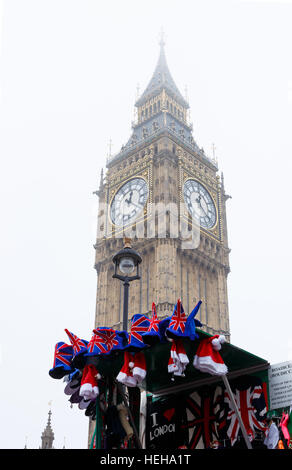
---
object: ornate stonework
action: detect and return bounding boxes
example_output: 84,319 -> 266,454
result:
93,41 -> 230,340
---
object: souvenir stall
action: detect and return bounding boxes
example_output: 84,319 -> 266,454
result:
49,299 -> 272,449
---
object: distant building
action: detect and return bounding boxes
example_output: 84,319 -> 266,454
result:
40,408 -> 54,449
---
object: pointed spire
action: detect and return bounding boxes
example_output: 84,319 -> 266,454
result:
99,168 -> 104,189
135,34 -> 188,108
93,168 -> 104,197
41,406 -> 55,449
159,26 -> 165,49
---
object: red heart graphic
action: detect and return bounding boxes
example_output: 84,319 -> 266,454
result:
163,408 -> 175,422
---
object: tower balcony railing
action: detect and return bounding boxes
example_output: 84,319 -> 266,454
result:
106,126 -> 218,168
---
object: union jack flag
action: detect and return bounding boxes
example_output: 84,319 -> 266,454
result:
148,303 -> 160,333
64,329 -> 88,356
92,328 -> 119,352
128,314 -> 150,348
224,381 -> 268,446
169,300 -> 187,334
182,386 -> 225,449
53,342 -> 73,368
87,334 -> 108,355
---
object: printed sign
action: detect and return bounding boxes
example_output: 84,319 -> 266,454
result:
268,361 -> 292,410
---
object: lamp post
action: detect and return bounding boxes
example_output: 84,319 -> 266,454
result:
112,239 -> 143,449
112,239 -> 142,331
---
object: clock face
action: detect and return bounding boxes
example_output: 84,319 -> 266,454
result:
183,179 -> 217,229
110,177 -> 149,226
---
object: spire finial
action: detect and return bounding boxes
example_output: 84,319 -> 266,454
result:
184,85 -> 189,103
47,401 -> 52,425
136,83 -> 140,100
108,138 -> 112,158
212,143 -> 216,159
159,27 -> 165,48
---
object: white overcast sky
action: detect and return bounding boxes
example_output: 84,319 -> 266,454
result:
0,0 -> 292,449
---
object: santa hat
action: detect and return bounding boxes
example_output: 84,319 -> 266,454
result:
92,327 -> 128,355
142,303 -> 171,345
132,351 -> 147,384
116,351 -> 137,387
168,339 -> 189,377
193,335 -> 228,376
124,314 -> 150,351
49,342 -> 75,379
64,329 -> 88,368
79,364 -> 100,400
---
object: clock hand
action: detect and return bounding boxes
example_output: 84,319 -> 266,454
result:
125,191 -> 133,205
128,201 -> 143,210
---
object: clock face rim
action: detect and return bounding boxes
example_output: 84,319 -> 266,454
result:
109,176 -> 149,227
183,178 -> 217,230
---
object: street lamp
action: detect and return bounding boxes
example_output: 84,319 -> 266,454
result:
112,239 -> 142,331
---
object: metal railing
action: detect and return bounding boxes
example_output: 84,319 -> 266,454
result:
106,126 -> 218,168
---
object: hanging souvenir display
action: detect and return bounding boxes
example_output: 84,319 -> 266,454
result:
48,298 -> 272,450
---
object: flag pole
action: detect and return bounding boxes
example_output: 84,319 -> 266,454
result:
221,374 -> 252,449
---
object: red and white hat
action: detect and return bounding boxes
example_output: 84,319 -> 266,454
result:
193,335 -> 228,376
168,339 -> 189,377
132,351 -> 147,385
117,351 -> 147,387
116,351 -> 137,387
79,364 -> 100,400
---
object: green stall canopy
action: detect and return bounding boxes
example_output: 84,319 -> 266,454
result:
143,329 -> 270,395
89,329 -> 270,396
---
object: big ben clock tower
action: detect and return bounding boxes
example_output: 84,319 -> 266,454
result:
93,38 -> 231,339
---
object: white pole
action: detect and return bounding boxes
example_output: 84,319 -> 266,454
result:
221,374 -> 252,449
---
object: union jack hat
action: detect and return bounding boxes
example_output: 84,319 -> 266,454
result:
166,299 -> 202,341
49,342 -> 75,379
92,327 -> 128,355
183,300 -> 202,341
124,314 -> 151,351
64,329 -> 88,368
142,302 -> 171,345
85,333 -> 109,357
165,299 -> 188,340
